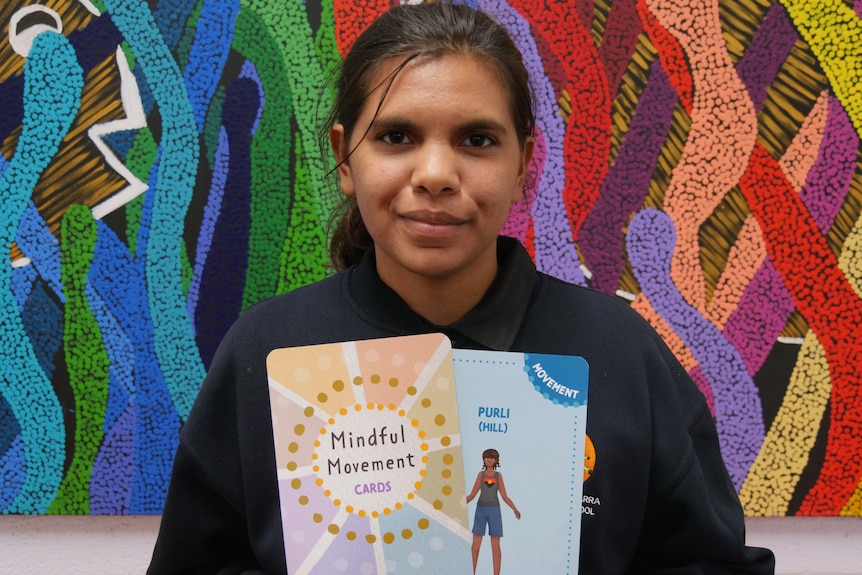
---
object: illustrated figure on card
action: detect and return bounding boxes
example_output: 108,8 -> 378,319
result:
466,448 -> 521,575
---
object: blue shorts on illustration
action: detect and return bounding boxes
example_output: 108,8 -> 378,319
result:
472,504 -> 503,537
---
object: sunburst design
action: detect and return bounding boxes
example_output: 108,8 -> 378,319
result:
267,334 -> 470,575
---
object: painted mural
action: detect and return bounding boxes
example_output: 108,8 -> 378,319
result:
0,0 -> 860,517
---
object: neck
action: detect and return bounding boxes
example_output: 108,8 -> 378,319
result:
378,260 -> 497,326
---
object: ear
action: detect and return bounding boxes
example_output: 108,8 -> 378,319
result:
512,136 -> 535,203
330,124 -> 355,196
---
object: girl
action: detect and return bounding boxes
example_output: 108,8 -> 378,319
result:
466,449 -> 520,575
148,3 -> 774,574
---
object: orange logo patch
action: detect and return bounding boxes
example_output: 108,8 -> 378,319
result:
584,434 -> 596,481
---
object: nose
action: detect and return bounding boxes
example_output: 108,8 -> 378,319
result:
410,142 -> 458,195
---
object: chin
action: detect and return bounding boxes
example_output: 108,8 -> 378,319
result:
400,254 -> 467,280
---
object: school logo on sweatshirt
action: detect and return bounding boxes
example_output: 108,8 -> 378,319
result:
584,434 -> 596,481
582,434 -> 601,517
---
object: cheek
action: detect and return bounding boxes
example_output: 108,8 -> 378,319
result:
353,186 -> 377,221
473,163 -> 524,201
352,177 -> 391,235
354,157 -> 400,192
481,176 -> 523,216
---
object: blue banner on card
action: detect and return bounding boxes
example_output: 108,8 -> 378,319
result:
522,353 -> 589,407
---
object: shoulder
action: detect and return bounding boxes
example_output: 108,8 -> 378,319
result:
243,272 -> 345,320
210,271 -> 357,367
233,272 -> 350,336
538,273 -> 645,321
524,272 -> 664,349
518,271 -> 703,418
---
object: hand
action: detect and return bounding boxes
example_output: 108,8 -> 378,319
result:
514,509 -> 521,520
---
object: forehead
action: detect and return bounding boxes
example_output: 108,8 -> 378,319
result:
359,53 -> 514,124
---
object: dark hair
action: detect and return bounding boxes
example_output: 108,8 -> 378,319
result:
323,2 -> 536,270
482,448 -> 501,469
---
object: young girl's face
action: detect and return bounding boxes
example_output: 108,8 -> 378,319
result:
331,54 -> 534,291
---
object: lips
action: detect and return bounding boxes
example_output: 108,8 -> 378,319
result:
401,210 -> 466,226
399,210 -> 467,240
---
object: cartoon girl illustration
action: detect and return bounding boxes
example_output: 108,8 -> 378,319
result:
466,448 -> 520,575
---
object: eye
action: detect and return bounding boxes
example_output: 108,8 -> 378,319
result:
380,131 -> 411,144
463,134 -> 496,148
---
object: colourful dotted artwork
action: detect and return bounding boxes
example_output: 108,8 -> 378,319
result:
1,0 -> 861,517
266,333 -> 471,573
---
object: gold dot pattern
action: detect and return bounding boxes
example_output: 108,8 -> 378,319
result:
314,400 -> 426,520
267,335 -> 468,561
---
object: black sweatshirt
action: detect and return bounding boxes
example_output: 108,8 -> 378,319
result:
148,237 -> 774,574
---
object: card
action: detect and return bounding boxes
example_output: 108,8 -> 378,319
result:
267,333 -> 471,575
267,335 -> 589,575
454,349 -> 589,575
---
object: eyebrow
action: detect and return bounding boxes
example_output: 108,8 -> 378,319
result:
371,115 -> 510,135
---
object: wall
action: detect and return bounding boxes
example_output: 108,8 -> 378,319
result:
4,0 -> 862,521
0,516 -> 860,574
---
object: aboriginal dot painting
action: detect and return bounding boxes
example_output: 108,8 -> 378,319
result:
0,0 -> 860,516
